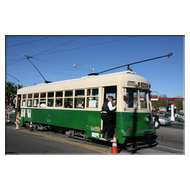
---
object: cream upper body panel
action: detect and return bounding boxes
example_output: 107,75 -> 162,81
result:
17,71 -> 149,94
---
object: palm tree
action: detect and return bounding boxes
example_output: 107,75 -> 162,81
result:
5,82 -> 16,107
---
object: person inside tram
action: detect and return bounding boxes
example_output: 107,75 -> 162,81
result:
40,102 -> 46,107
100,96 -> 117,141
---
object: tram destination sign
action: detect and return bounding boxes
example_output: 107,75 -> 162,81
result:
141,83 -> 149,89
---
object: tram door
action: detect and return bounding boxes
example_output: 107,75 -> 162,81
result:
101,86 -> 117,137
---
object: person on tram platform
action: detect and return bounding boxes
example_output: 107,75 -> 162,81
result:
100,96 -> 117,141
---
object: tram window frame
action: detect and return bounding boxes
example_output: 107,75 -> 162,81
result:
124,88 -> 150,110
47,92 -> 54,107
74,89 -> 85,109
104,86 -> 117,107
26,94 -> 33,107
22,94 -> 27,107
28,94 -> 32,99
64,90 -> 73,108
139,91 -> 148,109
55,91 -> 63,107
86,88 -> 99,108
125,88 -> 138,109
40,92 -> 47,107
27,99 -> 33,107
33,93 -> 39,107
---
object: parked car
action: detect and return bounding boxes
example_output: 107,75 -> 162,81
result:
176,112 -> 185,123
152,112 -> 171,125
158,111 -> 169,118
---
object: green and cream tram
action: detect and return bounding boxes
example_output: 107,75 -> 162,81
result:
15,71 -> 156,146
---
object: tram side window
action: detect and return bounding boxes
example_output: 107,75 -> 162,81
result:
27,99 -> 32,107
87,88 -> 99,108
55,91 -> 63,107
22,94 -> 26,106
40,92 -> 46,107
33,93 -> 39,107
75,90 -> 85,108
47,92 -> 54,107
125,89 -> 138,108
64,98 -> 73,108
64,90 -> 73,108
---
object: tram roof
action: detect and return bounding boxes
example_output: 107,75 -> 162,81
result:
17,71 -> 149,94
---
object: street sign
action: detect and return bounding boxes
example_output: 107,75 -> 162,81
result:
7,105 -> 13,112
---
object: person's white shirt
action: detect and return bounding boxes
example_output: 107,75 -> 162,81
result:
108,101 -> 116,111
40,103 -> 46,107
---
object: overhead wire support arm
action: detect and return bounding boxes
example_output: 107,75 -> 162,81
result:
25,55 -> 52,83
89,52 -> 173,76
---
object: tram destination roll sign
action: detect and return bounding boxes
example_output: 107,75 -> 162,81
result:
141,83 -> 149,89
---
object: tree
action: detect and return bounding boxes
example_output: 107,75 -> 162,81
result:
175,100 -> 183,111
151,94 -> 168,110
5,81 -> 23,107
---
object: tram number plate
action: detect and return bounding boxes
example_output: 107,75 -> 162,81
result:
92,132 -> 99,138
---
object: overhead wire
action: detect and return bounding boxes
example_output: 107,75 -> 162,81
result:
32,35 -> 85,57
32,58 -> 90,71
6,58 -> 26,66
6,35 -> 57,48
7,66 -> 84,76
33,36 -> 142,56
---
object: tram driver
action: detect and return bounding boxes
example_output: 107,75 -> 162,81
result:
100,96 -> 117,141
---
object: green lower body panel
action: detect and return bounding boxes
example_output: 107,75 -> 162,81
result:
19,108 -> 101,139
116,112 -> 155,144
17,108 -> 156,144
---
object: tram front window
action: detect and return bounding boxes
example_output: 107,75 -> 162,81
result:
125,89 -> 138,108
124,89 -> 149,110
139,91 -> 147,109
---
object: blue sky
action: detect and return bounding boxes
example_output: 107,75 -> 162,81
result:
5,35 -> 184,97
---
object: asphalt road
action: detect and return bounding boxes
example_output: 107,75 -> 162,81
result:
5,112 -> 185,155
